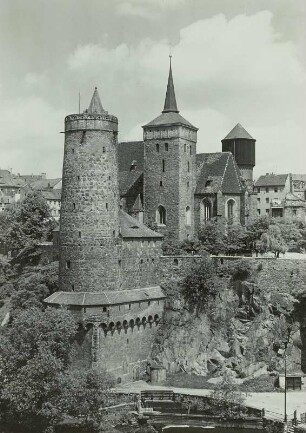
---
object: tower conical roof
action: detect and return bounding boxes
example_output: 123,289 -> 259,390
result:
162,58 -> 179,113
223,123 -> 254,140
88,87 -> 104,114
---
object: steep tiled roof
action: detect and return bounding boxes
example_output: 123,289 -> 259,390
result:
41,189 -> 62,200
195,152 -> 244,195
27,178 -> 62,190
119,210 -> 162,239
255,174 -> 288,187
118,170 -> 143,196
132,194 -> 143,211
118,141 -> 144,172
44,286 -> 166,306
162,59 -> 178,113
0,170 -> 25,187
292,174 -> 306,183
223,123 -> 254,140
88,87 -> 104,114
143,111 -> 197,129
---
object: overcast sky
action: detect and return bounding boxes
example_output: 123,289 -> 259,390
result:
0,0 -> 305,179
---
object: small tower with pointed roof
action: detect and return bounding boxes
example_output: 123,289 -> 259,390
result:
59,88 -> 121,292
222,123 -> 256,190
142,58 -> 198,241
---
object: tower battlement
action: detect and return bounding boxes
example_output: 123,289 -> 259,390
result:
65,113 -> 118,133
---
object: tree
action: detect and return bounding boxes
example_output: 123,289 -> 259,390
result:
4,191 -> 56,264
210,372 -> 246,419
224,224 -> 249,256
181,258 -> 218,314
56,369 -> 115,425
198,220 -> 226,255
0,307 -> 77,431
257,224 -> 287,257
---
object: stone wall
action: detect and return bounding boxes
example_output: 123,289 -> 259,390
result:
69,299 -> 165,383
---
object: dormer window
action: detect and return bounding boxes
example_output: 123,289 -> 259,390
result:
205,180 -> 212,187
130,160 -> 137,171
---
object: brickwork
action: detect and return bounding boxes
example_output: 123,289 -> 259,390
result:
143,126 -> 197,241
59,112 -> 121,292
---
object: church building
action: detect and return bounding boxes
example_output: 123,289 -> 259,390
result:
118,59 -> 256,241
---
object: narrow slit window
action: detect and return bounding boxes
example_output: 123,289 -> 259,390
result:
160,180 -> 163,187
103,146 -> 106,153
184,144 -> 186,152
106,203 -> 108,210
165,143 -> 168,151
156,143 -> 159,152
73,203 -> 76,210
66,260 -> 71,270
162,159 -> 165,172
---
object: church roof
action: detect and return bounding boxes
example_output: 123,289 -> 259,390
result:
119,209 -> 162,239
88,87 -> 104,114
195,152 -> 244,195
255,174 -> 288,187
118,170 -> 143,196
223,123 -> 254,140
143,59 -> 197,130
44,286 -> 166,306
118,141 -> 144,172
162,58 -> 178,113
143,111 -> 197,129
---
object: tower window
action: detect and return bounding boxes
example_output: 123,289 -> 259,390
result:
81,131 -> 86,143
165,143 -> 168,151
190,146 -> 192,155
162,159 -> 165,172
72,148 -> 75,154
102,146 -> 106,153
118,259 -> 121,267
73,203 -> 76,210
186,206 -> 191,225
184,144 -> 186,152
77,175 -> 80,181
106,203 -> 108,210
66,260 -> 71,270
113,230 -> 116,237
103,307 -> 107,312
78,231 -> 81,238
187,181 -> 189,188
156,205 -> 166,225
187,161 -> 190,172
156,143 -> 159,152
160,180 -> 163,187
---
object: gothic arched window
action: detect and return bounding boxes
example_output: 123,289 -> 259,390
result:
227,199 -> 236,224
186,206 -> 191,225
156,205 -> 166,225
202,199 -> 212,222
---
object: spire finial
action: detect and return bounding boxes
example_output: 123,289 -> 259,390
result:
162,54 -> 179,114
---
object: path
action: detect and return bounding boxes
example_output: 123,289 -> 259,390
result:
117,381 -> 306,419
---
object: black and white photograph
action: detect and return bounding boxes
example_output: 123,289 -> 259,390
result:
0,1 -> 305,432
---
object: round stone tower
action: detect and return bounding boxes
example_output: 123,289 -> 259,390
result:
222,123 -> 255,190
59,88 -> 121,292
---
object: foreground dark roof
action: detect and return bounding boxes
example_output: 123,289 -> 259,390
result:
119,209 -> 162,239
119,170 -> 143,196
195,152 -> 244,195
118,141 -> 144,172
223,123 -> 254,140
143,111 -> 197,129
255,174 -> 288,187
44,286 -> 165,306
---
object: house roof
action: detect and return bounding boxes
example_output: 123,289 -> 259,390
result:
143,111 -> 197,129
41,189 -> 62,200
27,178 -> 62,190
118,141 -> 144,172
255,174 -> 288,187
119,171 -> 143,196
284,192 -> 306,208
119,209 -> 162,239
223,123 -> 254,140
195,152 -> 244,195
44,286 -> 165,306
292,174 -> 306,184
0,170 -> 26,188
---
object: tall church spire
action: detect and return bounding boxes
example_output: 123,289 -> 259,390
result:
162,56 -> 179,113
88,87 -> 104,114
